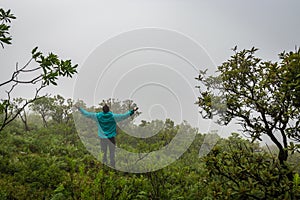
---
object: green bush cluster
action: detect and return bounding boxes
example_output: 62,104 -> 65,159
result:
0,118 -> 299,199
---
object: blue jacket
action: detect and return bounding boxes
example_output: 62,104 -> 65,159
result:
79,107 -> 133,138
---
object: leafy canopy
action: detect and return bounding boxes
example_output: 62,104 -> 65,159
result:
196,47 -> 300,163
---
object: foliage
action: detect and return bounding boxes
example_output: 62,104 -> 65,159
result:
1,96 -> 299,199
0,113 -> 204,199
196,47 -> 300,164
204,133 -> 298,199
0,8 -> 78,131
0,8 -> 15,48
30,95 -> 74,127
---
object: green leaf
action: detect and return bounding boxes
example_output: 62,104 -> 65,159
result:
31,46 -> 38,54
294,173 -> 300,188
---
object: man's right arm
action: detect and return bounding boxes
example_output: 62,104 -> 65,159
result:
77,107 -> 97,120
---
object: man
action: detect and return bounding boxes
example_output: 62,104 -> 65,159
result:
76,104 -> 138,168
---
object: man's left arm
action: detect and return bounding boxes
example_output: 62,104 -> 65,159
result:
113,107 -> 138,122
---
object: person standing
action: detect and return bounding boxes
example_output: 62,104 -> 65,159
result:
76,104 -> 138,168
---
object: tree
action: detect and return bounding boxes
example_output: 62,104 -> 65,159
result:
49,95 -> 74,124
196,47 -> 300,165
0,8 -> 78,131
30,96 -> 54,127
13,98 -> 30,131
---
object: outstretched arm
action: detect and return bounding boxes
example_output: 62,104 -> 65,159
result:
77,107 -> 97,120
113,107 -> 138,122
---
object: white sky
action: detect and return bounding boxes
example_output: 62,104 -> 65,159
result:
1,0 -> 300,139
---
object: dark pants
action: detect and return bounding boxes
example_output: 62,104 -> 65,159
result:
100,137 -> 116,167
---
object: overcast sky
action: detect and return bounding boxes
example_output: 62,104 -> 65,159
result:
1,0 -> 300,138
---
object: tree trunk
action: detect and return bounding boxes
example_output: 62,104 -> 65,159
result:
278,148 -> 288,165
278,146 -> 294,181
41,114 -> 48,127
18,111 -> 30,131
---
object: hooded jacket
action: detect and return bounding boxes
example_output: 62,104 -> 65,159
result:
79,107 -> 133,138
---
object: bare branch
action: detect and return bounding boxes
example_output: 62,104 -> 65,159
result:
0,82 -> 46,131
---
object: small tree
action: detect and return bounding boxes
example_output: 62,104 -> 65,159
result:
30,96 -> 54,127
50,95 -> 74,124
196,47 -> 300,165
13,98 -> 30,131
50,95 -> 65,124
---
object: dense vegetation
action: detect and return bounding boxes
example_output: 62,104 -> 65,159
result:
0,97 -> 299,199
1,7 -> 300,200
